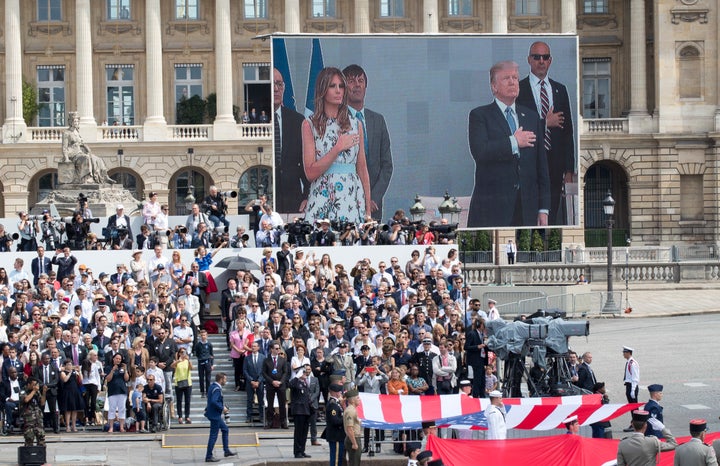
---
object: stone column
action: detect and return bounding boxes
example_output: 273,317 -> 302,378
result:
144,0 -> 167,140
213,0 -> 236,138
284,0 -> 300,33
354,0 -> 370,33
423,0 -> 439,33
560,0 -> 576,34
76,0 -> 97,139
2,0 -> 26,143
628,0 -> 647,117
492,0 -> 508,33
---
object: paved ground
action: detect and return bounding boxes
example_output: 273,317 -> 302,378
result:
0,283 -> 717,465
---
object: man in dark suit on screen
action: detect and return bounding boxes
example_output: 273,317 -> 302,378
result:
517,41 -> 576,225
467,60 -> 550,228
273,68 -> 309,214
343,64 -> 394,221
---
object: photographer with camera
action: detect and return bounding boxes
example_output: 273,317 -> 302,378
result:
65,211 -> 93,251
359,216 -> 378,245
202,186 -> 232,230
38,210 -> 64,251
229,226 -> 248,249
171,225 -> 191,249
256,221 -> 281,248
338,222 -> 359,246
186,204 -> 211,238
106,205 -> 132,249
0,224 -> 15,252
378,220 -> 406,246
17,212 -> 39,252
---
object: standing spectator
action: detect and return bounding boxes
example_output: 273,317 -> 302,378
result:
229,319 -> 249,391
2,367 -> 23,435
171,348 -> 193,425
411,338 -> 436,395
506,239 -> 517,264
204,372 -> 237,462
432,341 -> 457,395
355,357 -> 388,453
81,350 -> 103,427
262,341 -> 289,429
289,364 -> 313,459
576,351 -> 597,392
485,390 -> 507,440
59,360 -> 84,432
622,346 -> 640,432
590,382 -> 611,439
194,329 -> 214,398
142,192 -> 161,227
104,352 -> 129,433
343,388 -> 363,466
243,340 -> 265,422
152,327 -> 177,404
52,247 -> 78,284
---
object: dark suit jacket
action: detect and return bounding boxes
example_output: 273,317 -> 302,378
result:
33,363 -> 60,394
289,376 -> 313,416
262,354 -> 289,389
136,234 -> 156,250
276,106 -> 308,213
243,352 -> 266,383
576,362 -> 596,392
464,327 -> 488,368
31,256 -> 53,285
0,377 -> 24,403
219,288 -> 236,323
205,380 -> 224,421
276,249 -> 293,279
360,108 -> 393,221
52,254 -> 77,282
517,77 -> 575,177
1,359 -> 23,383
63,344 -> 88,366
107,214 -> 133,239
467,101 -> 550,227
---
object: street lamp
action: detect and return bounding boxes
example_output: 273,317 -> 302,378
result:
601,190 -> 620,315
409,194 -> 426,222
450,197 -> 462,224
184,185 -> 196,211
438,191 -> 453,220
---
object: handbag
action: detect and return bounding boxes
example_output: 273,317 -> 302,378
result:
177,380 -> 189,389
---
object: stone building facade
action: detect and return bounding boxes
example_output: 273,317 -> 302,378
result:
0,0 -> 717,247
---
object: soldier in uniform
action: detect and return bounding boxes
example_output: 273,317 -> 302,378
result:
617,409 -> 677,466
411,338 -> 437,395
330,343 -> 355,391
343,388 -> 363,466
645,384 -> 665,438
20,377 -> 46,447
289,365 -> 312,459
674,419 -> 717,466
325,383 -> 346,466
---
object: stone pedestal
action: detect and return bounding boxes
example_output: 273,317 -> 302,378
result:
32,185 -> 141,217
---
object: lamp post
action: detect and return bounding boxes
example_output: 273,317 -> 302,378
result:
438,191 -> 453,220
450,197 -> 462,224
184,185 -> 196,212
409,194 -> 426,222
601,191 -> 620,315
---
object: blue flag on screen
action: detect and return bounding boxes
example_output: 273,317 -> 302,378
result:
272,38 -> 297,112
304,38 -> 324,117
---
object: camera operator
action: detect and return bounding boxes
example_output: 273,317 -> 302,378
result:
17,211 -> 39,252
359,216 -> 378,246
312,219 -> 336,247
171,226 -> 191,249
211,228 -> 230,250
65,211 -> 90,251
378,220 -> 406,246
202,186 -> 230,230
107,204 -> 133,250
39,210 -> 64,251
255,220 -> 281,248
338,222 -> 359,246
229,226 -> 248,249
0,224 -> 14,252
77,194 -> 92,219
191,222 -> 213,248
283,218 -> 312,247
244,194 -> 268,234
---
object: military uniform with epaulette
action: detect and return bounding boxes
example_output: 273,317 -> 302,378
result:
325,393 -> 346,466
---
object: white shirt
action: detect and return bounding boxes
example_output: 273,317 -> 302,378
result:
528,72 -> 555,117
623,356 -> 640,390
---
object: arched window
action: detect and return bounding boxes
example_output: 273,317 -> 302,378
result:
109,169 -> 142,201
237,165 -> 272,214
36,171 -> 60,204
171,169 -> 209,215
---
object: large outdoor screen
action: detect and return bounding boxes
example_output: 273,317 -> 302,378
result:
271,34 -> 579,230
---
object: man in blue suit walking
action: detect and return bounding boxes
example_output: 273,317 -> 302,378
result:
204,372 -> 238,462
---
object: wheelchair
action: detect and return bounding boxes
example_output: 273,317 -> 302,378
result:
144,397 -> 171,432
0,401 -> 22,435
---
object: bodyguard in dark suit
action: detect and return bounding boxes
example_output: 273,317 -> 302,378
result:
34,353 -> 59,433
31,246 -> 53,286
343,64 -> 394,221
517,41 -> 576,225
204,372 -> 237,462
242,341 -> 266,421
464,318 -> 488,398
467,60 -> 550,228
261,342 -> 289,429
273,68 -> 309,213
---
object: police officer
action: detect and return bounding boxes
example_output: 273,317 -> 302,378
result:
674,419 -> 718,466
645,384 -> 665,438
325,383 -> 346,466
617,409 -> 677,466
20,377 -> 46,447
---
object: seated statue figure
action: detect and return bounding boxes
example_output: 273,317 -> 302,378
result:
61,111 -> 115,184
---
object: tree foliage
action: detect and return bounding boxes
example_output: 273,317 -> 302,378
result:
22,79 -> 41,126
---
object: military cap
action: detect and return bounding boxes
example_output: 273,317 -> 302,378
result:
647,384 -> 663,393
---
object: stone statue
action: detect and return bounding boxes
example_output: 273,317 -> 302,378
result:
61,111 -> 115,184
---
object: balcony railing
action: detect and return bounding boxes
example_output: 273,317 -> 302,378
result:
100,125 -> 142,141
582,118 -> 629,134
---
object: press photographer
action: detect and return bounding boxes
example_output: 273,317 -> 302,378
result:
17,211 -> 39,252
255,220 -> 281,248
336,221 -> 359,246
0,224 -> 15,252
171,225 -> 191,249
39,211 -> 64,251
106,204 -> 133,250
202,186 -> 235,229
229,226 -> 249,249
359,217 -> 378,245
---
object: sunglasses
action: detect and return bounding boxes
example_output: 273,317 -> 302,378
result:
531,54 -> 551,61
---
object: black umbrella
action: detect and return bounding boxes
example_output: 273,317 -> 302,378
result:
214,255 -> 260,272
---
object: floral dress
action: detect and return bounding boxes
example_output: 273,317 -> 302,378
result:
305,115 -> 366,224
